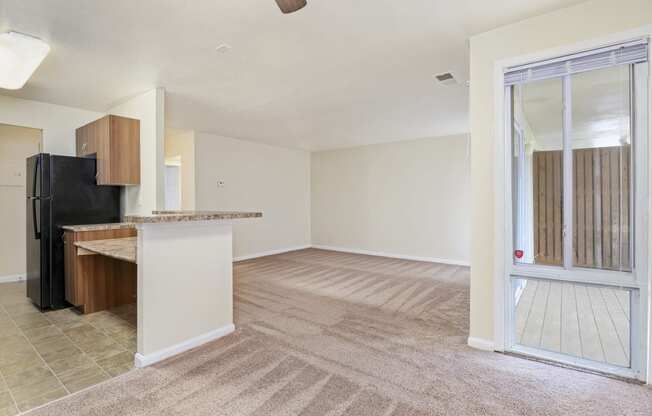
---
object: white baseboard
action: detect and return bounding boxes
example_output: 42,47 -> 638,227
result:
233,245 -> 312,262
311,245 -> 470,267
467,336 -> 495,351
134,323 -> 235,368
0,273 -> 25,284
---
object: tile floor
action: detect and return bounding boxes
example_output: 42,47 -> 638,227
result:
0,281 -> 136,415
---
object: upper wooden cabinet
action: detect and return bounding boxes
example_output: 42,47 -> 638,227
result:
76,115 -> 140,185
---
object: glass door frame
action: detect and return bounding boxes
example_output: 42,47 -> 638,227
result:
501,60 -> 649,380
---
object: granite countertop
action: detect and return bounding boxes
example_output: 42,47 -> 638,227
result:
124,210 -> 263,224
61,223 -> 136,232
75,237 -> 137,264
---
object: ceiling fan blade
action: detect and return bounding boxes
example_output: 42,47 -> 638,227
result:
275,0 -> 307,14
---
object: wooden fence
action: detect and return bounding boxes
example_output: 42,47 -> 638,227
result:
532,146 -> 631,271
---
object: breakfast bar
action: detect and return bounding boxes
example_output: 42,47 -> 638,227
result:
64,211 -> 262,368
123,210 -> 262,367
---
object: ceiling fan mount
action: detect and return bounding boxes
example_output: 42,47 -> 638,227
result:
275,0 -> 307,14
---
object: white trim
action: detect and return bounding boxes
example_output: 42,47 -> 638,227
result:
493,25 -> 652,382
0,273 -> 25,284
506,39 -> 648,73
633,60 -> 650,382
511,344 -> 637,380
562,74 -> 573,270
504,40 -> 648,85
510,264 -> 642,288
134,323 -> 235,368
233,245 -> 312,262
492,81 -> 511,352
311,245 -> 470,267
493,25 -> 652,72
467,337 -> 495,351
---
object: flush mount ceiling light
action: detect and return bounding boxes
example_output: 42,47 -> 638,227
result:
275,0 -> 307,14
0,31 -> 50,90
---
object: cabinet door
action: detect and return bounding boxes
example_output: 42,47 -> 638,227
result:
76,117 -> 107,157
76,131 -> 94,156
76,116 -> 110,185
107,115 -> 140,185
76,115 -> 140,185
94,116 -> 112,185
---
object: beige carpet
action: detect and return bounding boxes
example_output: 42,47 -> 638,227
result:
25,249 -> 652,416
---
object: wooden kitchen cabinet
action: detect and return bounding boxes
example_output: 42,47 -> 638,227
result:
76,115 -> 140,185
64,228 -> 137,313
63,231 -> 83,306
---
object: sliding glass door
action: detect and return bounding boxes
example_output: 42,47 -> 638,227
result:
505,41 -> 648,378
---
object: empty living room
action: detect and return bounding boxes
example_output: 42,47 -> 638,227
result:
0,0 -> 651,415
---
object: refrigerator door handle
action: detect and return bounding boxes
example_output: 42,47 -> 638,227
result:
32,155 -> 39,198
32,198 -> 40,240
32,156 -> 41,240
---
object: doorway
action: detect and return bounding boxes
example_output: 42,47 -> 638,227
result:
164,129 -> 195,211
504,41 -> 649,379
0,124 -> 42,283
164,156 -> 182,210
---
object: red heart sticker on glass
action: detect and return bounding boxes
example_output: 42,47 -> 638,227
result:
514,250 -> 524,259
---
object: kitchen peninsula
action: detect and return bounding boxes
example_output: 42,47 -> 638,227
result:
66,211 -> 262,368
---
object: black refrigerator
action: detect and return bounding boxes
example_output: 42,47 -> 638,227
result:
26,154 -> 121,309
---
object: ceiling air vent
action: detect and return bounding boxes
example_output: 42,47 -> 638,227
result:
433,72 -> 459,86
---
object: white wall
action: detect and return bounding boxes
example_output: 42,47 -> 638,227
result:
109,88 -> 166,216
311,135 -> 470,265
0,124 -> 42,280
194,133 -> 311,260
165,129 -> 195,210
136,221 -> 233,360
468,0 -> 652,377
0,95 -> 103,155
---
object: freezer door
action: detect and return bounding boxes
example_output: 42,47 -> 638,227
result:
25,154 -> 51,308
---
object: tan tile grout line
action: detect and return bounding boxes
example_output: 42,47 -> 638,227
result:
51,318 -> 112,380
15,306 -> 139,416
15,361 -> 139,416
0,305 -> 69,414
0,298 -> 21,414
0,302 -> 72,403
80,308 -> 137,375
4,306 -> 137,412
41,306 -> 137,382
0,340 -> 20,414
0,284 -> 136,413
2,297 -> 133,411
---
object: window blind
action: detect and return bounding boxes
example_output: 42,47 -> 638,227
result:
504,40 -> 648,86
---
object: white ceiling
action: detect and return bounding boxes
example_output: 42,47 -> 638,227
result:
1,0 -> 584,150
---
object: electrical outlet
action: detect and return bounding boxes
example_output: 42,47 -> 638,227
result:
217,180 -> 225,188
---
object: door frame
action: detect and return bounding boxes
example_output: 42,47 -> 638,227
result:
492,26 -> 652,382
